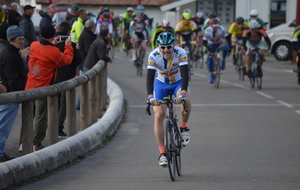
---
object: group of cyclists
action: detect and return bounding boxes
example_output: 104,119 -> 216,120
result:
104,6 -> 272,166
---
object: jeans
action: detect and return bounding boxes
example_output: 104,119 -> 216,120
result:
0,103 -> 19,157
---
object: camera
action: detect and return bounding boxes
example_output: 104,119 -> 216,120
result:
59,36 -> 69,41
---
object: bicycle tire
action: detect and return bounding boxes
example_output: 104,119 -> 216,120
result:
214,59 -> 221,89
199,49 -> 204,69
111,46 -> 115,59
257,66 -> 263,90
136,45 -> 143,76
164,120 -> 177,181
249,68 -> 256,88
174,122 -> 181,176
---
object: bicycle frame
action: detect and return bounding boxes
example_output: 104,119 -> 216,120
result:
134,40 -> 143,76
146,92 -> 187,181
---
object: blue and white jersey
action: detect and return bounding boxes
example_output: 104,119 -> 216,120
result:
203,25 -> 228,45
147,46 -> 188,84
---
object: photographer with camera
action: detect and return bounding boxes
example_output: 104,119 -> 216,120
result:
54,21 -> 81,137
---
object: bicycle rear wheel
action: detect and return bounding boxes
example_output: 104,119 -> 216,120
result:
199,49 -> 204,69
136,46 -> 143,76
214,59 -> 221,89
164,120 -> 177,181
249,68 -> 256,88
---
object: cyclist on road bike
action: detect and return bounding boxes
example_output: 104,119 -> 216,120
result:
228,17 -> 248,65
242,20 -> 271,78
132,5 -> 150,23
146,32 -> 192,167
246,9 -> 266,30
122,7 -> 135,53
130,12 -> 151,63
292,25 -> 300,85
203,11 -> 221,31
203,18 -> 231,83
96,12 -> 113,35
192,11 -> 205,60
175,12 -> 197,69
151,19 -> 175,49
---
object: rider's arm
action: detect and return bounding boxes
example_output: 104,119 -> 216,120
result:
129,21 -> 134,37
180,65 -> 189,91
175,31 -> 181,44
146,69 -> 156,96
264,36 -> 271,50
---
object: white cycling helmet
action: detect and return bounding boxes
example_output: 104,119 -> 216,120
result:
196,11 -> 204,18
183,8 -> 192,15
250,9 -> 259,17
248,19 -> 259,29
127,7 -> 134,12
161,19 -> 170,27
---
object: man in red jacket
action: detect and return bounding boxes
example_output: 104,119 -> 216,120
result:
20,25 -> 73,152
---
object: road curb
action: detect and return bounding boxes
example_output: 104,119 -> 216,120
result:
0,78 -> 125,189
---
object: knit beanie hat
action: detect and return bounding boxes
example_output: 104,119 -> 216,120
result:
41,25 -> 56,39
6,25 -> 24,41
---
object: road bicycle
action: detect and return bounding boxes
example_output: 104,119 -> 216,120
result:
247,47 -> 268,90
235,42 -> 246,81
134,39 -> 143,76
209,48 -> 222,89
146,92 -> 188,181
194,39 -> 205,69
181,40 -> 197,81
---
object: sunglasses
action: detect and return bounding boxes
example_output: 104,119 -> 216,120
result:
160,45 -> 173,50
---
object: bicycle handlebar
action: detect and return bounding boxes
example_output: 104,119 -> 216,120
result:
145,98 -> 188,116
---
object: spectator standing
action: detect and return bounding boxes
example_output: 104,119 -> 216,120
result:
8,2 -> 21,26
0,22 -> 8,53
54,21 -> 81,137
39,8 -> 54,32
71,9 -> 87,43
21,25 -> 74,151
66,4 -> 79,26
78,19 -> 97,71
83,28 -> 112,72
19,5 -> 36,48
0,25 -> 28,162
0,5 -> 6,24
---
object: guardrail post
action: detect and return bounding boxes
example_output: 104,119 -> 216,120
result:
21,101 -> 34,155
66,89 -> 76,136
88,78 -> 97,124
80,83 -> 89,130
47,95 -> 58,144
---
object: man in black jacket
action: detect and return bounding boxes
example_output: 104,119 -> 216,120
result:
19,5 -> 36,48
39,8 -> 54,33
83,27 -> 112,72
0,25 -> 29,162
54,21 -> 81,137
8,2 -> 21,26
78,19 -> 97,72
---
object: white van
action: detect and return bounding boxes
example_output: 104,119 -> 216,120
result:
267,19 -> 295,61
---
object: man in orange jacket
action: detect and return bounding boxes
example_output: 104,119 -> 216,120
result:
20,25 -> 73,152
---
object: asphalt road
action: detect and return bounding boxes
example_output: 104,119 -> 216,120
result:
12,47 -> 300,190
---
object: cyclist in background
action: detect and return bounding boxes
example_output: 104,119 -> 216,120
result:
203,18 -> 231,84
242,20 -> 271,78
151,19 -> 175,49
292,25 -> 300,85
130,12 -> 151,63
175,12 -> 197,69
96,12 -> 113,35
203,11 -> 221,31
146,32 -> 191,167
122,7 -> 135,53
246,9 -> 266,30
132,5 -> 149,23
192,11 -> 205,59
228,17 -> 248,65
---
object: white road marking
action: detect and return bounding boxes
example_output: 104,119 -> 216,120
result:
277,100 -> 293,108
233,84 -> 250,90
256,91 -> 273,99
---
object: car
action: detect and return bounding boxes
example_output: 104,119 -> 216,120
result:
267,19 -> 295,61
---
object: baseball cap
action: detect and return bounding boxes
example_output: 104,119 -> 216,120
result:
24,5 -> 35,11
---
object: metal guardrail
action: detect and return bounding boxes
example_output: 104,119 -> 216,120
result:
0,60 -> 107,155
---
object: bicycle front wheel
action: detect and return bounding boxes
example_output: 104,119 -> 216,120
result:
164,120 -> 177,181
214,60 -> 221,89
173,122 -> 182,176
